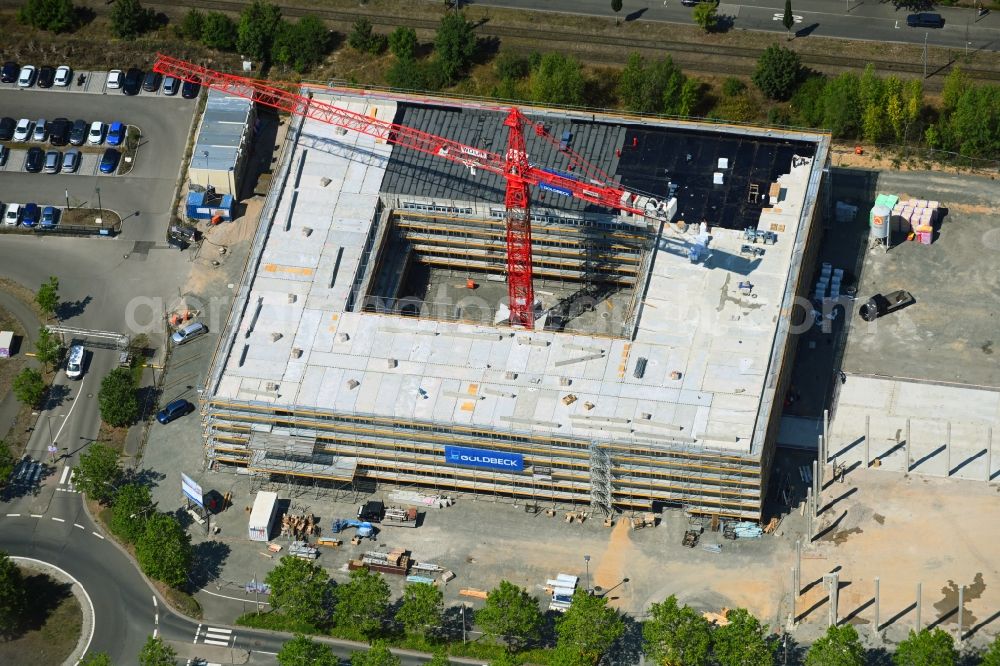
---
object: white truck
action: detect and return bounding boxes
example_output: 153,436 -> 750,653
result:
248,491 -> 278,542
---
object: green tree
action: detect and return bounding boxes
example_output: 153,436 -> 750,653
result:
692,1 -> 718,32
434,11 -> 477,85
0,444 -> 15,490
530,52 -> 586,106
332,567 -> 391,639
135,513 -> 192,588
821,72 -> 861,138
476,580 -> 542,652
98,367 -> 139,427
110,0 -> 153,40
494,50 -> 529,81
79,653 -> 113,666
138,635 -> 177,666
75,443 -> 122,504
612,0 -> 623,26
806,625 -> 864,666
941,67 -> 969,113
712,608 -> 775,666
678,78 -> 702,116
643,595 -> 713,666
894,628 -> 956,666
348,17 -> 386,55
201,12 -> 237,50
862,103 -> 886,144
982,635 -> 1000,666
110,483 -> 156,544
36,276 -> 59,320
618,53 -> 688,115
782,0 -> 794,35
789,74 -> 828,127
272,16 -> 331,72
237,0 -> 282,63
34,326 -> 62,371
278,634 -> 339,666
389,26 -> 418,61
17,0 -> 77,33
554,589 -> 625,666
884,76 -> 905,143
12,368 -> 46,408
490,654 -> 522,666
424,649 -> 450,666
902,79 -> 923,139
0,551 -> 26,638
397,582 -> 443,636
265,556 -> 332,628
351,640 -> 400,666
752,43 -> 801,101
177,8 -> 204,40
946,84 -> 1000,158
386,58 -> 430,90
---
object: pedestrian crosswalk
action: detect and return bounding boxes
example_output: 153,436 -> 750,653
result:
56,465 -> 79,493
199,626 -> 233,647
10,458 -> 43,492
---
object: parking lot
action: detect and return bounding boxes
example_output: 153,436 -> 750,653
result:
0,79 -> 198,241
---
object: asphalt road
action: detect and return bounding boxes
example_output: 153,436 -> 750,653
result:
0,86 -> 197,241
0,489 -> 465,665
472,0 -> 1000,52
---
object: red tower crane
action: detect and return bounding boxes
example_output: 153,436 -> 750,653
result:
153,54 -> 671,329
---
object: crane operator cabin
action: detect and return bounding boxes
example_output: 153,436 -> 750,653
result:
162,56 -> 831,521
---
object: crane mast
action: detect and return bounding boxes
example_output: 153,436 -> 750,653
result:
153,54 -> 671,329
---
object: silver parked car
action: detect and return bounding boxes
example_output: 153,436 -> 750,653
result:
61,149 -> 80,173
171,321 -> 208,345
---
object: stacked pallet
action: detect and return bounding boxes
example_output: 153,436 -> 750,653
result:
892,199 -> 940,245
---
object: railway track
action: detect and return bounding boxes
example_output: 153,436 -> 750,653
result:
166,0 -> 1000,84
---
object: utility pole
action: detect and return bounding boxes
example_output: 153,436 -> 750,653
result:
923,32 -> 929,78
874,577 -> 880,634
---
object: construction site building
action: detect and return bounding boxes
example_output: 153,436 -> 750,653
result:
201,93 -> 830,520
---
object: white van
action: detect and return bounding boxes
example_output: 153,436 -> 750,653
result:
4,203 -> 20,226
65,345 -> 85,380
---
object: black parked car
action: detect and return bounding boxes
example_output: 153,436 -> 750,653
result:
181,76 -> 200,99
0,62 -> 18,83
37,65 -> 56,88
25,147 -> 45,173
0,117 -> 15,141
69,119 -> 88,146
142,70 -> 161,92
122,67 -> 143,95
906,12 -> 944,27
48,117 -> 71,146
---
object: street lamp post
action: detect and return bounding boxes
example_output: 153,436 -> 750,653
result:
203,150 -> 211,190
584,554 -> 591,593
95,186 -> 102,219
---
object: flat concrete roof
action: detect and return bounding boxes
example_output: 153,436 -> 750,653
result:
193,90 -> 252,171
212,93 -> 825,455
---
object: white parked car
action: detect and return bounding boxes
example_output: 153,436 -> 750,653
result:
13,118 -> 32,142
54,65 -> 72,87
107,69 -> 123,90
4,203 -> 21,226
87,121 -> 105,145
17,65 -> 36,87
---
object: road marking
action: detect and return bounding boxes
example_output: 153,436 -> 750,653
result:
52,517 -> 65,523
772,12 -> 804,23
153,628 -> 158,639
31,514 -> 43,518
153,595 -> 157,607
59,465 -> 71,484
74,523 -> 85,530
91,531 -> 104,539
204,639 -> 230,646
204,626 -> 233,647
155,613 -> 159,625
52,375 -> 87,445
6,513 -> 20,517
199,588 -> 271,606
193,623 -> 202,643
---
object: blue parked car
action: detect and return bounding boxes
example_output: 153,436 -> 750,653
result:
157,399 -> 194,424
40,206 -> 59,228
99,148 -> 120,174
21,203 -> 40,228
106,121 -> 124,147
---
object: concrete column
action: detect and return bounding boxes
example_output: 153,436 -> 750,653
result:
813,459 -> 820,512
946,421 -> 951,476
916,582 -> 922,632
829,572 -> 840,627
796,540 -> 802,593
865,414 -> 870,468
958,585 -> 964,642
824,408 -> 830,461
874,577 -> 880,633
791,567 -> 797,622
905,418 -> 911,475
806,486 -> 813,540
987,427 -> 993,484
